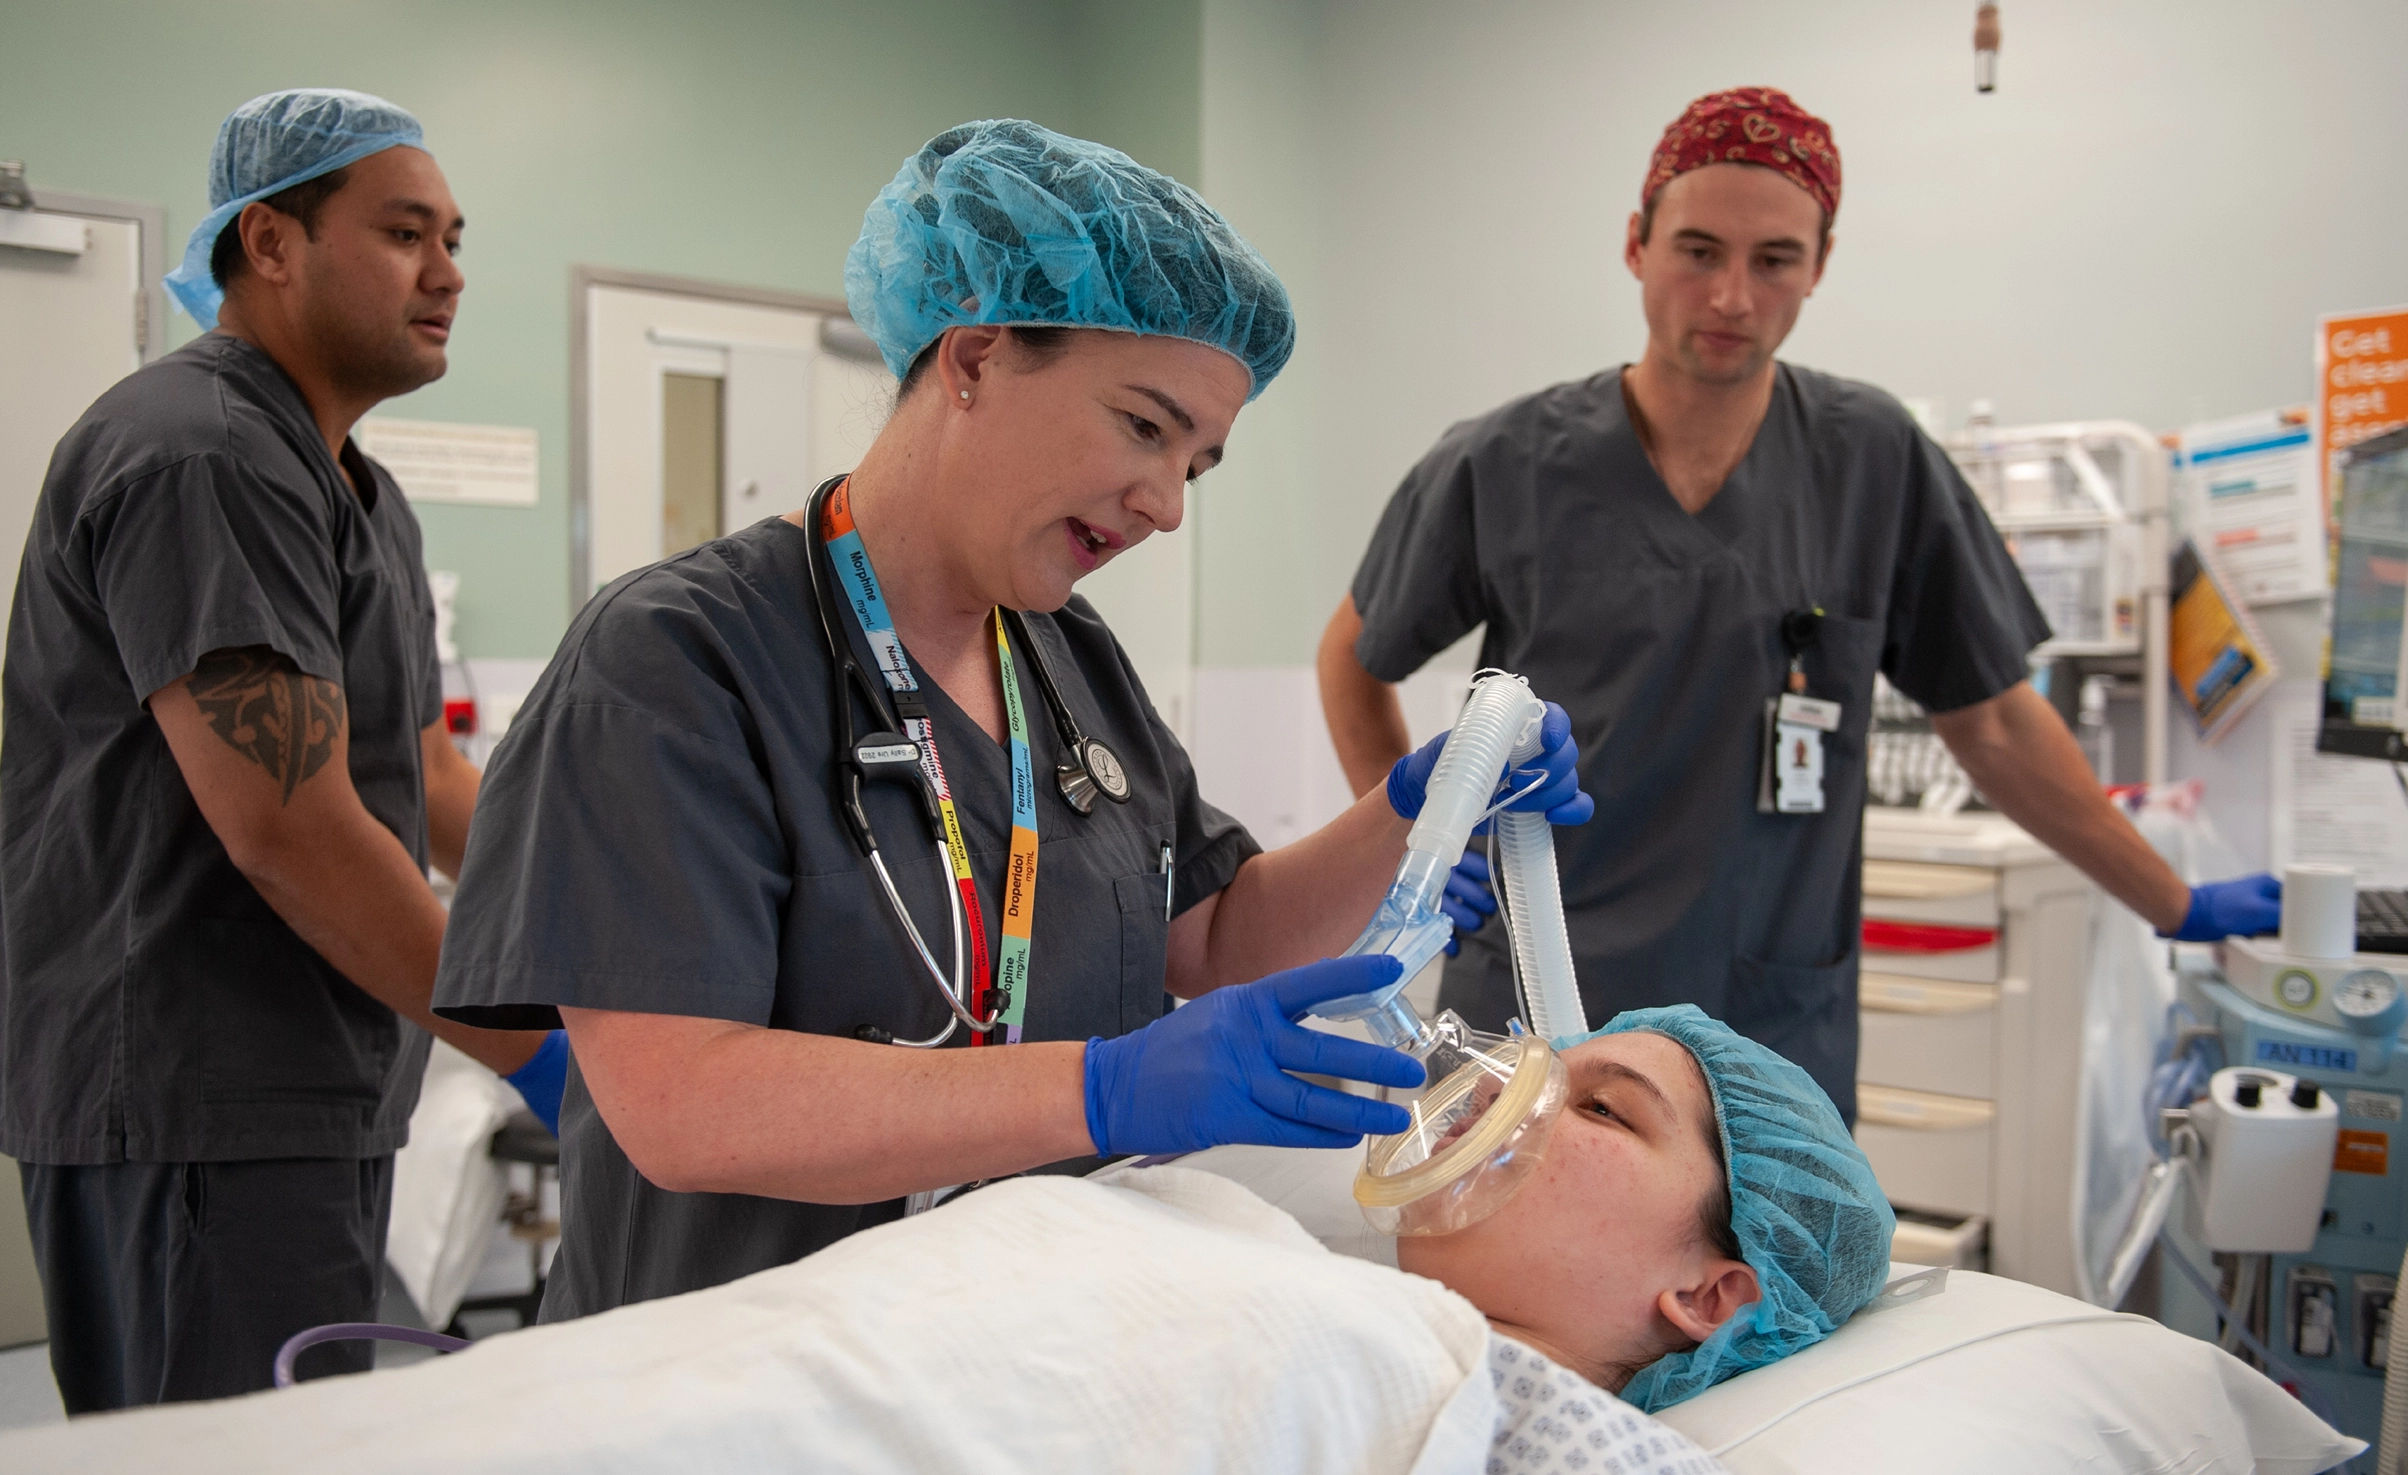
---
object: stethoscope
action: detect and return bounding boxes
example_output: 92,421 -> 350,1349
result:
801,476 -> 1133,1048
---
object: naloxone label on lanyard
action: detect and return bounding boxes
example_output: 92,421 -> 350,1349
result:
822,480 -> 1039,1043
1758,607 -> 1841,816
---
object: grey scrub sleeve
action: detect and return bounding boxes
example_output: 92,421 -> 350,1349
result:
1345,363 -> 2047,1118
434,515 -> 1258,1316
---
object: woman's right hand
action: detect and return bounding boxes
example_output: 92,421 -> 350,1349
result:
1082,954 -> 1426,1157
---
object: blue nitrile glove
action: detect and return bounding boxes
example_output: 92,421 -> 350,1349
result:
1387,701 -> 1595,827
502,1029 -> 570,1136
1441,849 -> 1496,956
2164,873 -> 2283,943
1083,954 -> 1428,1156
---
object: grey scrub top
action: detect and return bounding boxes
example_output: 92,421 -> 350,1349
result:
433,515 -> 1259,1319
0,335 -> 441,1166
1349,364 -> 2047,1118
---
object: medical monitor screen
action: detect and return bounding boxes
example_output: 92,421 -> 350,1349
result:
2321,423 -> 2408,761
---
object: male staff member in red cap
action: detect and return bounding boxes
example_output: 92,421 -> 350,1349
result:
1320,87 -> 2277,1116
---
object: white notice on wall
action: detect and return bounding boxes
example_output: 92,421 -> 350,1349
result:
355,417 -> 539,507
2174,408 -> 2324,605
2271,693 -> 2408,885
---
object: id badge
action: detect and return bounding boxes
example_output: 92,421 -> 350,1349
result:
1758,693 -> 1841,815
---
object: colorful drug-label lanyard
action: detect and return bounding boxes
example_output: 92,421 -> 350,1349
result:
821,480 -> 1036,1043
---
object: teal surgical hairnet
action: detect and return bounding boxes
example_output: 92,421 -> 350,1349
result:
164,88 -> 425,330
844,120 -> 1294,400
1557,1006 -> 1894,1412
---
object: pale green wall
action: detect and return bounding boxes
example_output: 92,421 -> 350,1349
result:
2,0 -> 1200,658
1194,0 -> 1328,670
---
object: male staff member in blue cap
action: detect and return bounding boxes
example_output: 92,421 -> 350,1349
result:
1321,87 -> 2279,1120
0,89 -> 562,1410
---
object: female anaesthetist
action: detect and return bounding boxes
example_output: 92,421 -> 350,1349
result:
431,120 -> 1593,1321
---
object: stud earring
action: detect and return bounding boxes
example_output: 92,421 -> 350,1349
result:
959,390 -> 971,401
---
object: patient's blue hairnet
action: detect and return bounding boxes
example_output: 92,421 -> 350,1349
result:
1558,1006 -> 1894,1412
845,120 -> 1293,400
164,88 -> 425,329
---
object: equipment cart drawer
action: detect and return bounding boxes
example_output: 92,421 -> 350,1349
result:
1858,973 -> 1998,1097
1862,860 -> 2000,928
1856,1083 -> 1995,1218
1861,918 -> 2000,984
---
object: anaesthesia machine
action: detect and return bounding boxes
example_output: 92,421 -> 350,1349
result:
1309,671 -> 1592,1236
2111,860 -> 2408,1458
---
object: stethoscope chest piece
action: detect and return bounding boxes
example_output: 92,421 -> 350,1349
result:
1057,737 -> 1130,814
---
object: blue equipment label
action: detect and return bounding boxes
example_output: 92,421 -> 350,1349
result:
2258,1038 -> 2359,1072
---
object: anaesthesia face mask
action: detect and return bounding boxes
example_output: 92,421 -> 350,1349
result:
1311,672 -> 1589,1236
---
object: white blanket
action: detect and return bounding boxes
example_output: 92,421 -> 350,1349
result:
0,1167 -> 1502,1474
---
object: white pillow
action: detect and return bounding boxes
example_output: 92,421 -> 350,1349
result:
1176,1145 -> 2364,1475
1655,1265 -> 2361,1475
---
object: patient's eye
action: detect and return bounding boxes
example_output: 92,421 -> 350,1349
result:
1581,1096 -> 1618,1124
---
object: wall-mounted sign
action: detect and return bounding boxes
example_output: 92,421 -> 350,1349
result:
2318,306 -> 2408,520
355,417 -> 539,507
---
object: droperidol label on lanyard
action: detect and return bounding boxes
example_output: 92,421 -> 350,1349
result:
822,479 -> 1038,1043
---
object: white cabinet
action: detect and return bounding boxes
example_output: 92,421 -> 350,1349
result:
1858,808 -> 2097,1296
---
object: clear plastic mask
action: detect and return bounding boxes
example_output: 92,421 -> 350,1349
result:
1353,1010 -> 1570,1237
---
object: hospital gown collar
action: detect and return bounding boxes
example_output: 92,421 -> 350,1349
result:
1556,1005 -> 1895,1412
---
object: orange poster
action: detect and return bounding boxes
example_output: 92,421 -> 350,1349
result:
2319,306 -> 2408,519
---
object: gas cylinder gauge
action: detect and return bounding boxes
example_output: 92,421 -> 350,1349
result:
2334,969 -> 2408,1039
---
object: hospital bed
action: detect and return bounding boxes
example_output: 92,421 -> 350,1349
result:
0,1140 -> 2358,1474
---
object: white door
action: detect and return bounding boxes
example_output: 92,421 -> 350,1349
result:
580,281 -> 890,597
578,276 -> 1194,735
0,208 -> 144,617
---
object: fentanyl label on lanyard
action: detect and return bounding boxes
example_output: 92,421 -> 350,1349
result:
1759,693 -> 1840,815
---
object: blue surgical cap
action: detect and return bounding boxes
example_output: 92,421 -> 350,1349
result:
164,88 -> 425,329
1557,1006 -> 1895,1412
844,119 -> 1294,401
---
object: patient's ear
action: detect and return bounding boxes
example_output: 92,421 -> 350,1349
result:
1656,1260 -> 1761,1345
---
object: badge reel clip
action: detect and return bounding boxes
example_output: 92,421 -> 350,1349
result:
1759,606 -> 1841,816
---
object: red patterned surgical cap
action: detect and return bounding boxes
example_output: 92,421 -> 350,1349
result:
1642,87 -> 1841,220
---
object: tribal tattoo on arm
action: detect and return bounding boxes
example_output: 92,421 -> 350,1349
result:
188,646 -> 346,804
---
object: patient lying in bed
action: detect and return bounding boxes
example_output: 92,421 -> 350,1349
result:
0,1008 -> 1887,1475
